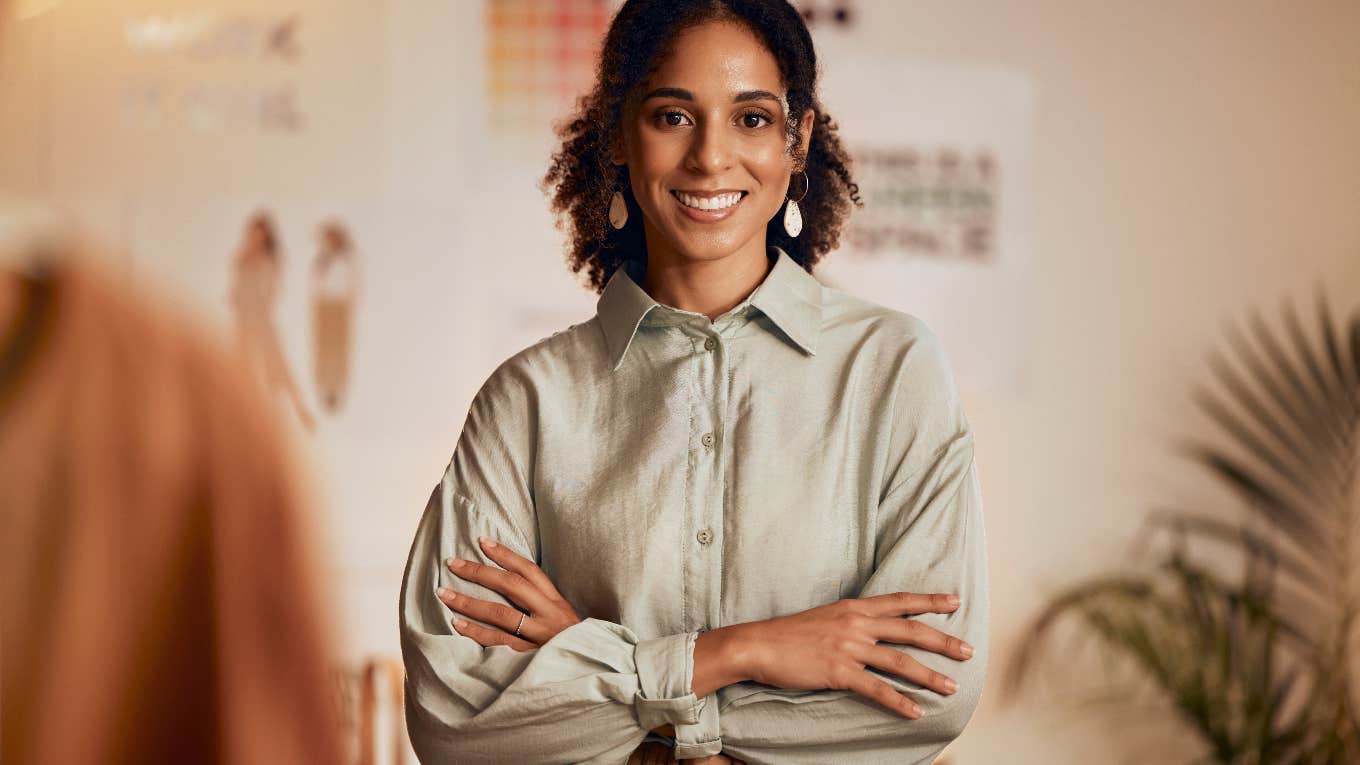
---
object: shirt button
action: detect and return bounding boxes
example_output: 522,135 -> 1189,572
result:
700,432 -> 714,449
703,337 -> 716,351
696,528 -> 713,545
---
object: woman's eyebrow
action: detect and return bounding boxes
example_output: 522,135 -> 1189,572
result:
736,89 -> 783,105
640,87 -> 783,105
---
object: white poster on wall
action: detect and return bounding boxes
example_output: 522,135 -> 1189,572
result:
814,52 -> 1036,396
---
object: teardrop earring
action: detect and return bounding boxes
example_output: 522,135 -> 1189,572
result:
783,170 -> 809,238
608,190 -> 628,230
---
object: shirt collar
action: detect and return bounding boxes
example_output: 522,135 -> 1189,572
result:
596,245 -> 823,372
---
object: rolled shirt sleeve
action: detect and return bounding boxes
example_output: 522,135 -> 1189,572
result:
717,324 -> 990,764
633,630 -> 704,731
398,361 -> 723,763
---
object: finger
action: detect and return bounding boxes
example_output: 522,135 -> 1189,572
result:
437,586 -> 538,640
854,592 -> 960,618
449,613 -> 536,652
847,670 -> 923,719
874,614 -> 974,661
446,556 -> 551,614
859,643 -> 958,696
477,536 -> 564,600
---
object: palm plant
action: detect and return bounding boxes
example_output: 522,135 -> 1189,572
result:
1003,289 -> 1360,764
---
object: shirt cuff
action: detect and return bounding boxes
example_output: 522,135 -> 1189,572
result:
633,631 -> 722,757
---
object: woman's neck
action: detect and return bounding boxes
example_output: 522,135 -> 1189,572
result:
639,238 -> 774,322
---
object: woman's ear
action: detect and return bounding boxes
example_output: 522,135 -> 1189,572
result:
608,124 -> 628,166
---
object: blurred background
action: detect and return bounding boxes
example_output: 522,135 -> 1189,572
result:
2,1 -> 1358,763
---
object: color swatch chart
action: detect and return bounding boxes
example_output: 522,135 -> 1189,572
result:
484,0 -> 612,134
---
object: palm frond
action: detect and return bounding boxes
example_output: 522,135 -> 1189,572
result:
1245,306 -> 1349,454
1004,287 -> 1360,763
1219,315 -> 1338,473
1172,443 -> 1334,569
1141,509 -> 1328,621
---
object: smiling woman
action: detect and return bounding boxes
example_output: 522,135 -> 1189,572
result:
618,42 -> 811,258
400,2 -> 988,764
539,0 -> 862,292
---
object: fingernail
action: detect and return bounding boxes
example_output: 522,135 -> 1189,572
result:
447,557 -> 465,570
910,703 -> 923,718
479,536 -> 498,548
943,678 -> 958,694
961,642 -> 974,658
453,619 -> 468,630
437,587 -> 452,599
946,595 -> 960,607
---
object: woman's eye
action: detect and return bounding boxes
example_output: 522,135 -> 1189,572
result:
657,110 -> 690,127
741,112 -> 773,129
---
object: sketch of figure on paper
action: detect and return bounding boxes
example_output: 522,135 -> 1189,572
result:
228,210 -> 315,431
310,220 -> 358,415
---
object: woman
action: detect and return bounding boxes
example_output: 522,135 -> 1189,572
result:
398,1 -> 988,763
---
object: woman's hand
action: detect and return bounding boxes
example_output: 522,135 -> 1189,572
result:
740,593 -> 975,719
437,536 -> 582,652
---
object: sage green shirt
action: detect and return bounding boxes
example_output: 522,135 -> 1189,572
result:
399,245 -> 988,764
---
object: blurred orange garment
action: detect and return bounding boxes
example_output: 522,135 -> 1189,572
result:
0,221 -> 345,765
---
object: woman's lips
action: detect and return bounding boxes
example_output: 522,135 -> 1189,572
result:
670,190 -> 747,223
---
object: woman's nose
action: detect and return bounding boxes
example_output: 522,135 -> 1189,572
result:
685,120 -> 734,175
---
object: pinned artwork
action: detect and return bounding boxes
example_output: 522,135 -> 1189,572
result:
122,11 -> 303,60
484,0 -> 612,135
792,0 -> 857,29
228,210 -> 316,431
843,145 -> 998,262
120,10 -> 306,133
311,220 -> 359,415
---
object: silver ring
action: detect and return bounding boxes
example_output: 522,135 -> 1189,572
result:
514,612 -> 527,636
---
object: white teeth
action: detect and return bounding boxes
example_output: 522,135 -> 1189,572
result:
675,191 -> 743,211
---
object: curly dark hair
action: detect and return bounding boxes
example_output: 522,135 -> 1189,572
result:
539,0 -> 863,293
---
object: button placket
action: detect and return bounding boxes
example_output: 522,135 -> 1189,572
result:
688,328 -> 725,637
705,331 -> 728,639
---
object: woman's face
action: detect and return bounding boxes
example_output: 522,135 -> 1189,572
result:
613,20 -> 814,264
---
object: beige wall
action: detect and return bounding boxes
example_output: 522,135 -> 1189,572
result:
3,2 -> 1357,762
911,2 -> 1360,761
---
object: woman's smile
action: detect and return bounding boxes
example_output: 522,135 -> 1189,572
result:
670,189 -> 749,222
